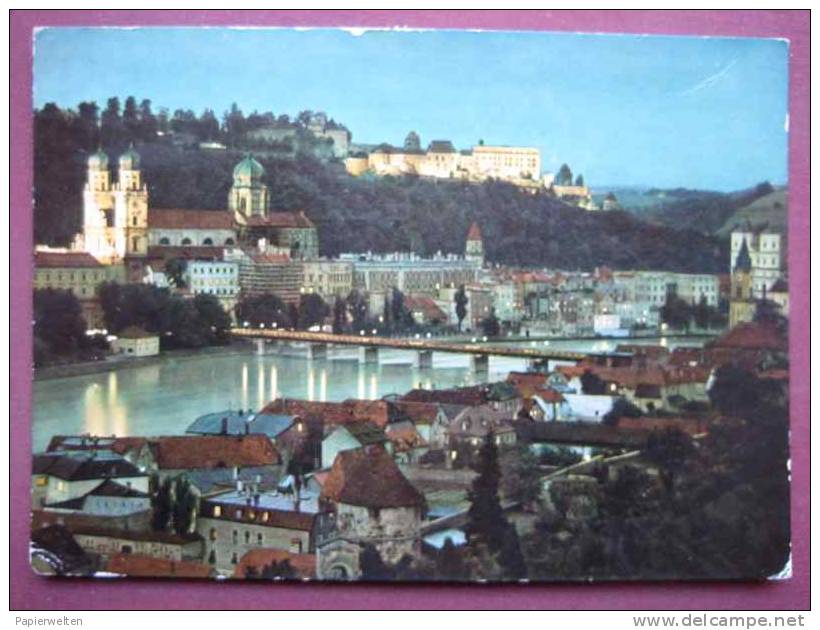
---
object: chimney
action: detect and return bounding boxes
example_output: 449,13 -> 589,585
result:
236,479 -> 244,494
232,466 -> 239,481
221,417 -> 229,435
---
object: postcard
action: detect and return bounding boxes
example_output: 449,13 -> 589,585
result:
27,23 -> 792,585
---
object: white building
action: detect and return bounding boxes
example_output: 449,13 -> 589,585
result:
112,327 -> 160,357
730,226 -> 786,298
186,259 -> 240,312
340,251 -> 480,295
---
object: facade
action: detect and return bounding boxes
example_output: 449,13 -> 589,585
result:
227,248 -> 305,305
71,528 -> 204,562
301,259 -> 354,300
730,225 -> 786,298
346,138 -> 543,188
79,147 -> 148,262
186,259 -> 240,312
321,422 -> 389,469
147,209 -> 237,247
340,252 -> 480,295
316,446 -> 426,580
197,483 -> 320,575
32,451 -> 149,509
33,250 -> 126,327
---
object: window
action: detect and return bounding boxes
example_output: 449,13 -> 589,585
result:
213,505 -> 221,517
181,238 -> 192,246
203,238 -> 213,245
133,216 -> 138,227
159,237 -> 170,245
225,238 -> 235,246
244,531 -> 251,544
232,530 -> 238,544
35,476 -> 47,487
231,552 -> 238,564
257,533 -> 263,545
209,528 -> 217,541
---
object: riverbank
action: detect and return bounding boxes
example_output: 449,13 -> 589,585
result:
34,343 -> 253,381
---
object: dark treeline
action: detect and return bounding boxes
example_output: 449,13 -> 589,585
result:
35,99 -> 727,273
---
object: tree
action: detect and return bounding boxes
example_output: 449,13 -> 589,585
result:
644,428 -> 696,494
435,538 -> 470,580
602,397 -> 643,426
297,293 -> 330,330
481,308 -> 501,338
33,289 -> 87,360
151,476 -> 174,532
465,431 -> 507,551
346,290 -> 369,332
139,99 -> 158,140
332,296 -> 347,334
172,476 -> 198,535
500,445 -> 542,507
193,293 -> 232,344
122,96 -> 140,141
580,370 -> 607,395
164,257 -> 188,288
660,293 -> 692,331
100,97 -> 123,146
454,285 -> 468,332
498,522 -> 527,579
235,293 -> 292,329
556,163 -> 573,186
359,544 -> 394,581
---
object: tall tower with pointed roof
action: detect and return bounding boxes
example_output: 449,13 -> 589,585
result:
729,238 -> 755,327
465,222 -> 484,266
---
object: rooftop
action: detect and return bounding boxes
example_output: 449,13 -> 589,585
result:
34,251 -> 104,269
148,208 -> 235,230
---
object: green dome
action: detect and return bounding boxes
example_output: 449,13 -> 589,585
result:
88,149 -> 109,170
119,145 -> 140,170
233,155 -> 265,182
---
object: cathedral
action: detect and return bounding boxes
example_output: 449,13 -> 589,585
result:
76,148 -> 319,277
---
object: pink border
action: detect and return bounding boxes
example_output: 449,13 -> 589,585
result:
10,10 -> 809,610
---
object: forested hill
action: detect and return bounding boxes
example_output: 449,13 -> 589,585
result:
34,106 -> 727,273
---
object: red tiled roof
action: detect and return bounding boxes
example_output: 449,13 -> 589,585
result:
466,222 -> 482,241
245,211 -> 314,229
148,209 -> 234,230
385,422 -> 427,452
146,246 -> 225,263
262,399 -> 392,428
709,322 -> 787,352
233,549 -> 316,579
149,435 -> 280,469
34,251 -> 104,268
106,554 -> 213,578
404,294 -> 447,322
536,387 -> 566,404
391,400 -> 440,425
321,445 -> 426,510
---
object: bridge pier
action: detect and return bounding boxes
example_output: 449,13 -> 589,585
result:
307,343 -> 328,361
255,339 -> 266,355
470,354 -> 489,374
414,350 -> 434,369
358,346 -> 379,365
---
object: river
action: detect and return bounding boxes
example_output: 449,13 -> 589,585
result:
32,336 -> 707,452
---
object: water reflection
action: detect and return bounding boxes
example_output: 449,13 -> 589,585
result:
33,336 -> 707,452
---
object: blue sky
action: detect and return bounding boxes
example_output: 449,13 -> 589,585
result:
33,27 -> 788,191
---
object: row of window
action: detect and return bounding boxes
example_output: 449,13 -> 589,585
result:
158,237 -> 236,246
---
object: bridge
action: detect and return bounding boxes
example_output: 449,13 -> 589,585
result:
229,328 -> 586,372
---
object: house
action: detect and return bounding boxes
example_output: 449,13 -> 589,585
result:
316,445 -> 427,580
513,419 -> 650,460
196,481 -> 321,576
321,421 -> 390,469
532,388 -> 571,422
561,393 -> 617,422
384,421 -> 429,464
445,406 -> 517,463
233,548 -> 317,580
32,451 -> 149,509
403,294 -> 448,325
69,527 -> 204,562
186,410 -> 297,442
111,326 -> 160,357
43,478 -> 151,518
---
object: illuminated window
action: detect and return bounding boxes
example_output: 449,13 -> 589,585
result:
213,505 -> 222,517
35,476 -> 47,487
261,512 -> 269,523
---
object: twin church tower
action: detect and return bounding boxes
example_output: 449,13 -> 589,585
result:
78,147 -> 274,263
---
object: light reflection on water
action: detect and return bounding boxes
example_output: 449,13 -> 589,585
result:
32,336 -> 705,452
